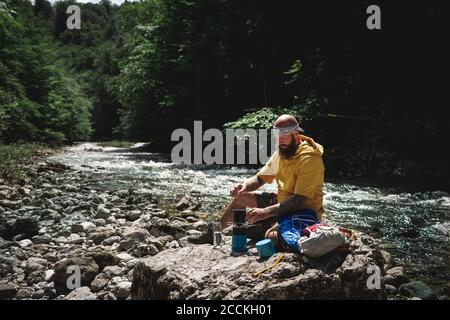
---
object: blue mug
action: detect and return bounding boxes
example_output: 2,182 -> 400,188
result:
256,239 -> 276,258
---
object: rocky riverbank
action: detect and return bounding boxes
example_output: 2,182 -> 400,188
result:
0,159 -> 213,300
0,153 -> 445,300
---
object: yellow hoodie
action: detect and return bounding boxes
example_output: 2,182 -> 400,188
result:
256,135 -> 325,220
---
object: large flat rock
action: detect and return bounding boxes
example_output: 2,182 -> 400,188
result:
131,233 -> 386,299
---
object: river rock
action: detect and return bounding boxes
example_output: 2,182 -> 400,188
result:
87,226 -> 117,244
157,235 -> 174,245
126,210 -> 142,221
25,257 -> 48,275
18,186 -> 31,196
52,257 -> 100,293
71,221 -> 96,233
146,223 -> 187,240
40,208 -> 62,221
0,200 -> 18,209
93,218 -> 106,226
43,251 -> 59,263
172,219 -> 194,230
64,286 -> 97,300
98,291 -> 117,300
175,195 -> 193,211
383,266 -> 409,287
87,250 -> 119,271
44,281 -> 56,298
116,252 -> 133,262
399,281 -> 436,300
146,237 -> 164,251
96,205 -> 111,219
18,239 -> 33,248
84,147 -> 103,152
27,270 -> 46,285
384,284 -> 397,295
45,270 -> 54,281
119,227 -> 151,251
191,220 -> 209,232
106,216 -> 118,225
0,190 -> 9,200
0,217 -> 39,240
31,289 -> 45,299
186,216 -> 199,223
126,259 -> 139,270
69,233 -> 84,244
103,266 -> 123,277
379,250 -> 393,271
131,234 -> 385,300
0,235 -> 8,247
0,256 -> 19,269
90,273 -> 111,292
101,236 -> 122,246
32,235 -> 52,244
0,283 -> 17,299
123,227 -> 150,242
0,264 -> 12,277
166,240 -> 180,249
112,281 -> 131,300
443,282 -> 450,295
117,239 -> 133,251
131,244 -> 159,257
16,288 -> 32,299
37,161 -> 70,173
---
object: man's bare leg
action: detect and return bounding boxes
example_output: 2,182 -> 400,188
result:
220,192 -> 257,229
265,224 -> 280,250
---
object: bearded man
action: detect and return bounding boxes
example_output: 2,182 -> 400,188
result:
220,114 -> 325,249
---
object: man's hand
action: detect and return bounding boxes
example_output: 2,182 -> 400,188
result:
245,195 -> 307,224
230,183 -> 247,198
230,175 -> 266,198
246,207 -> 272,224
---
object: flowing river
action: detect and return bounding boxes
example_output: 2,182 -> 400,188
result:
50,142 -> 450,290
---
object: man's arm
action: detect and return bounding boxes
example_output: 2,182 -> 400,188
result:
243,175 -> 266,192
230,175 -> 265,198
246,194 -> 307,223
266,194 -> 307,218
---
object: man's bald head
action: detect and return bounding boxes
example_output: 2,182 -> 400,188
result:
274,114 -> 304,158
274,114 -> 299,128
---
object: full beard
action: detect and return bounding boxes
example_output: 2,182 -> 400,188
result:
279,137 -> 298,159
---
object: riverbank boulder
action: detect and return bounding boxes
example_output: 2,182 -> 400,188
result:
399,281 -> 436,300
0,283 -> 17,299
131,233 -> 386,300
0,216 -> 39,240
52,257 -> 100,293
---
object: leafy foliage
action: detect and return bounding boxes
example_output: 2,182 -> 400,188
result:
0,0 -> 92,144
224,107 -> 294,130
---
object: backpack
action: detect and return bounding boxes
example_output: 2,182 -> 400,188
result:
278,210 -> 319,252
278,212 -> 350,257
297,224 -> 347,258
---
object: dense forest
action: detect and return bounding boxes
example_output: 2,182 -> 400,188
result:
0,0 -> 448,185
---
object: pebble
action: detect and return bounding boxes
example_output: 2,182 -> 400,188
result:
18,239 -> 33,248
111,281 -> 131,300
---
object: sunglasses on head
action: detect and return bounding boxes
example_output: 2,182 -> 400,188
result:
273,124 -> 303,136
